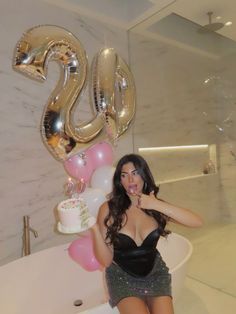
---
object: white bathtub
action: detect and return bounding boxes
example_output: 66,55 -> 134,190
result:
0,233 -> 192,314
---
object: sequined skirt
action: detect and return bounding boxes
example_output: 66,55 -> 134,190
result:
105,250 -> 172,308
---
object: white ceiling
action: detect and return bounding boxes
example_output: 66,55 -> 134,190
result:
44,0 -> 236,42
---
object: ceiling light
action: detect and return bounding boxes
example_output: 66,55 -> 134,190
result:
225,21 -> 232,26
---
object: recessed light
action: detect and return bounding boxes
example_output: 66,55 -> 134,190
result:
225,21 -> 232,26
216,16 -> 222,20
138,145 -> 209,152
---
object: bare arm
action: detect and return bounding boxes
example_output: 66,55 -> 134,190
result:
139,192 -> 203,228
90,202 -> 114,267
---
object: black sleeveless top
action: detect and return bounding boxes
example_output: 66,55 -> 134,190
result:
113,228 -> 160,277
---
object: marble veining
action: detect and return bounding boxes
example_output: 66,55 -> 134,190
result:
0,0 -> 132,265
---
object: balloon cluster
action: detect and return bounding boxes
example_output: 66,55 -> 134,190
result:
63,141 -> 114,215
13,25 -> 136,272
64,141 -> 114,271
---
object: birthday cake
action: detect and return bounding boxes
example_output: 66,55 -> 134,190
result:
57,198 -> 94,234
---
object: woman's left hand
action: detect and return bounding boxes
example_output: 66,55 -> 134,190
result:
137,191 -> 157,210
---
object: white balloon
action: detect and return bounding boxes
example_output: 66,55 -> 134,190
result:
80,187 -> 107,217
90,165 -> 115,195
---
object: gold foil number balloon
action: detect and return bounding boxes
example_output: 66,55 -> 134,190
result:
13,25 -> 104,161
91,48 -> 136,142
13,26 -> 136,161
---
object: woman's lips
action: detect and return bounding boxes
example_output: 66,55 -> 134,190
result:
128,185 -> 137,194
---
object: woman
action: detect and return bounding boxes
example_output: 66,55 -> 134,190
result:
91,154 -> 203,314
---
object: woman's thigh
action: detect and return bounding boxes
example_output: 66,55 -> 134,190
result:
117,296 -> 150,314
147,296 -> 174,314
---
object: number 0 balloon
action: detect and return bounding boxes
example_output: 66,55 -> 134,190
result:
90,48 -> 136,142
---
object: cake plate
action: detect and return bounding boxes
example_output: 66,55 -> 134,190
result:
57,217 -> 96,234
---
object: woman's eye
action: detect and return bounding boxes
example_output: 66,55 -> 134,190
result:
133,170 -> 139,175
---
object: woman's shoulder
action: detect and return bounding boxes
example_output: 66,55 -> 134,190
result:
98,201 -> 110,218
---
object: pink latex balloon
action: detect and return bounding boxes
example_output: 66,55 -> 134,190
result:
64,151 -> 94,184
88,141 -> 113,170
68,233 -> 100,272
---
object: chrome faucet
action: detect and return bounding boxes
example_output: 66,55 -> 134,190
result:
22,215 -> 38,256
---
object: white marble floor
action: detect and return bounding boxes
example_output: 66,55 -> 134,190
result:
172,222 -> 236,314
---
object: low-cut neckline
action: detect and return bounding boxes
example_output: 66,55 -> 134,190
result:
117,228 -> 158,247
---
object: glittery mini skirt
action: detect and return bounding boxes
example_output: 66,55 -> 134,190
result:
105,250 -> 172,308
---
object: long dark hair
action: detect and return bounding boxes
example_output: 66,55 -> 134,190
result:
104,154 -> 170,244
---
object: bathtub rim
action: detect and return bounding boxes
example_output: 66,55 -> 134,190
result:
0,232 -> 193,272
0,232 -> 193,314
164,232 -> 193,274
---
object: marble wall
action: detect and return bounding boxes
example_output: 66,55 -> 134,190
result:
0,0 -> 132,265
129,31 -> 236,224
1,0 -> 235,266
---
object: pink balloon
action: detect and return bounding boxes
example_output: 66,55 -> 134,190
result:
88,141 -> 113,170
68,233 -> 100,272
64,151 -> 94,183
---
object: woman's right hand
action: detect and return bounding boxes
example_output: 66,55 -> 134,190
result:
136,191 -> 157,210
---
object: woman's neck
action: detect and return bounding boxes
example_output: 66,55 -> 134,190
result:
128,194 -> 139,207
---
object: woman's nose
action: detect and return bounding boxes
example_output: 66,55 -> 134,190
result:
128,174 -> 134,183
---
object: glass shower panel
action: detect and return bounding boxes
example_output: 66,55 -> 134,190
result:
128,9 -> 236,300
128,12 -> 236,221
